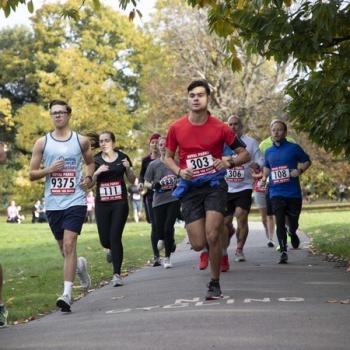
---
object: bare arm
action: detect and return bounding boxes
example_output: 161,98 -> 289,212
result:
79,136 -> 95,190
164,149 -> 193,180
229,147 -> 250,167
29,137 -> 65,181
122,158 -> 136,184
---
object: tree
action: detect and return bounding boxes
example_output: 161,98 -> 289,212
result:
140,0 -> 287,139
184,0 -> 350,157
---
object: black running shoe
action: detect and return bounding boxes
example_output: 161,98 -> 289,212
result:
289,233 -> 300,249
153,257 -> 161,267
56,294 -> 72,312
279,252 -> 288,264
205,280 -> 222,300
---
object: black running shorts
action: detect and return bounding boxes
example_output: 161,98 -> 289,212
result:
225,189 -> 253,216
181,180 -> 228,225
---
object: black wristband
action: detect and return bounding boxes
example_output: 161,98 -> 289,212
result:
177,168 -> 181,176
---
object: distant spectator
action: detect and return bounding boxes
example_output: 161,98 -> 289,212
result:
17,206 -> 25,223
338,183 -> 346,202
7,200 -> 19,223
38,199 -> 47,223
128,178 -> 143,223
86,191 -> 95,223
32,200 -> 41,223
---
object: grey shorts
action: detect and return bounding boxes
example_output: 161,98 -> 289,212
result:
253,191 -> 267,209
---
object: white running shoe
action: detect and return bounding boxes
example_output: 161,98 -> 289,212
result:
112,274 -> 124,287
76,256 -> 91,290
157,240 -> 165,251
56,294 -> 72,312
163,257 -> 172,269
235,250 -> 246,262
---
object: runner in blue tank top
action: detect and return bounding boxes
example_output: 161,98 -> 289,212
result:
262,120 -> 311,264
29,100 -> 95,312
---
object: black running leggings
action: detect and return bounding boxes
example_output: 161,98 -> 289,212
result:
144,193 -> 159,258
95,201 -> 129,275
271,196 -> 302,252
153,201 -> 180,257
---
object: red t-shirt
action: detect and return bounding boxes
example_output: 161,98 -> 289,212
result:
166,114 -> 236,177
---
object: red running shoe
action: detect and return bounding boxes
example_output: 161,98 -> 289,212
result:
199,251 -> 209,270
221,255 -> 230,272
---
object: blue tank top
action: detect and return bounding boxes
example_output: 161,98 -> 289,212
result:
43,131 -> 87,210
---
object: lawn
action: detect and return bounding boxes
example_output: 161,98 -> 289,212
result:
0,220 -> 185,324
299,210 -> 350,260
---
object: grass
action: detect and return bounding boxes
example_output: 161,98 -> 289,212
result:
299,210 -> 350,260
0,220 -> 185,324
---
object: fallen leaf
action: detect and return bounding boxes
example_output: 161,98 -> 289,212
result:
326,299 -> 338,303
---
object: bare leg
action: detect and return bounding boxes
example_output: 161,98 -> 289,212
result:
235,207 -> 249,250
62,230 -> 78,282
266,215 -> 275,241
205,211 -> 224,280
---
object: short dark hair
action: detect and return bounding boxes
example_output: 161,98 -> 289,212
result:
187,80 -> 210,95
49,100 -> 72,114
270,119 -> 287,132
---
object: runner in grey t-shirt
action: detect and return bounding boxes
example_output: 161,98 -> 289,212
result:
144,137 -> 179,268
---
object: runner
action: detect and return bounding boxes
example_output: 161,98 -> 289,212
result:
221,115 -> 263,269
29,100 -> 93,312
90,131 -> 136,287
260,133 -> 297,252
139,133 -> 161,266
262,120 -> 311,264
0,142 -> 8,327
144,136 -> 179,269
165,80 -> 250,299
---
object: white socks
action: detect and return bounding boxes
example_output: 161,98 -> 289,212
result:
63,281 -> 73,299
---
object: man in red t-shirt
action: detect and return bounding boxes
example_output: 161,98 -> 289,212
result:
165,80 -> 250,299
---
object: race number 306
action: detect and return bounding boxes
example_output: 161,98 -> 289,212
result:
50,172 -> 76,194
271,166 -> 290,184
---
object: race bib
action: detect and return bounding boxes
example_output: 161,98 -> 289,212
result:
186,152 -> 215,178
159,175 -> 178,190
225,167 -> 245,182
99,181 -> 122,201
271,166 -> 290,184
50,171 -> 76,195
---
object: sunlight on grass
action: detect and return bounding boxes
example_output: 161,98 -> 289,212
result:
0,220 -> 185,323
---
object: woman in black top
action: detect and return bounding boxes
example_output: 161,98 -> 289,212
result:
91,131 -> 135,287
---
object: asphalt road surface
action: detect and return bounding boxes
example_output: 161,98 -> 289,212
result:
1,222 -> 349,350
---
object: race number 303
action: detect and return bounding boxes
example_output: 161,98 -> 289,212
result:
186,152 -> 214,177
271,166 -> 290,184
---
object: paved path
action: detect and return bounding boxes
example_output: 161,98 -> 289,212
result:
1,222 -> 349,350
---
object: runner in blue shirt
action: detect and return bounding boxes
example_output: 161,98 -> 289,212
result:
262,120 -> 311,264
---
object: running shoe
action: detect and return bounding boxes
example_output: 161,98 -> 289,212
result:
153,256 -> 161,267
106,250 -> 112,264
157,240 -> 165,251
112,274 -> 124,287
56,294 -> 72,312
235,250 -> 246,262
205,280 -> 222,300
199,251 -> 209,270
0,304 -> 8,328
220,255 -> 230,272
279,252 -> 288,264
163,257 -> 173,269
289,233 -> 300,249
267,240 -> 275,248
76,256 -> 91,290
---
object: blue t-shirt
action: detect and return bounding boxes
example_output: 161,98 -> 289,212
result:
264,139 -> 310,198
